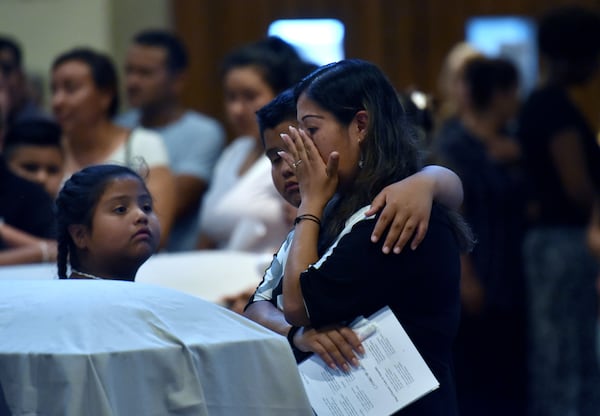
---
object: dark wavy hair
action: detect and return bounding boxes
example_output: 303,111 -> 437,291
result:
55,164 -> 147,279
52,48 -> 120,117
3,119 -> 62,159
221,36 -> 317,95
295,59 -> 474,251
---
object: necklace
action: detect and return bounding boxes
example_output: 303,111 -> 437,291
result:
70,269 -> 105,280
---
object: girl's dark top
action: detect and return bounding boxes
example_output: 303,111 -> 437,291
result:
0,160 -> 56,249
517,85 -> 600,226
300,204 -> 461,415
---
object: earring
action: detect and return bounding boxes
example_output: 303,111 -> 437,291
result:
357,134 -> 365,168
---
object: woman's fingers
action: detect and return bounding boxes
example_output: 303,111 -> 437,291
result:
314,330 -> 359,372
410,221 -> 429,251
365,191 -> 386,219
278,133 -> 298,169
326,152 -> 339,179
299,326 -> 364,372
378,206 -> 408,254
288,126 -> 309,161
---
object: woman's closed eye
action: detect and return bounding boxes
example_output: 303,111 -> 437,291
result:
305,127 -> 317,136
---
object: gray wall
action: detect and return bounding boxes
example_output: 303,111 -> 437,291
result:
0,0 -> 172,110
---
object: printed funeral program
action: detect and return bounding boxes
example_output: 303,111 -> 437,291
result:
298,306 -> 439,415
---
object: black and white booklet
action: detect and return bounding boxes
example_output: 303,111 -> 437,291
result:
298,306 -> 439,415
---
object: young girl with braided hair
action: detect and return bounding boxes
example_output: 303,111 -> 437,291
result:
55,164 -> 160,281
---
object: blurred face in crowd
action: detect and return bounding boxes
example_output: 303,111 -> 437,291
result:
6,145 -> 64,198
0,48 -> 25,109
125,44 -> 178,110
223,66 -> 275,139
51,60 -> 112,135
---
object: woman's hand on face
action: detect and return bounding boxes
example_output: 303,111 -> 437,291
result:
293,325 -> 365,372
364,174 -> 434,254
279,126 -> 338,212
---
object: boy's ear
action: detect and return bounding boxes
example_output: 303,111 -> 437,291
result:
68,224 -> 88,249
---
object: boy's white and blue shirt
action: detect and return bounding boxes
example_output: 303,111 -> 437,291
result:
249,206 -> 374,311
251,230 -> 295,310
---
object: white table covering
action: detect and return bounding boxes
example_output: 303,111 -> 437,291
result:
0,250 -> 273,303
136,251 -> 272,302
0,280 -> 312,415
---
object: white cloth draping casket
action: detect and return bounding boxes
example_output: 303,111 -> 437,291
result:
0,251 -> 272,304
0,280 -> 312,416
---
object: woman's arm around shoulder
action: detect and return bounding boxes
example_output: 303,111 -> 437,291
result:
365,165 -> 463,254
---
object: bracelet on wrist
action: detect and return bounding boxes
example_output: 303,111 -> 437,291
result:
294,214 -> 321,227
287,325 -> 301,348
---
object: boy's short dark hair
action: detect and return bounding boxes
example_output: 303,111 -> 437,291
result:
133,29 -> 188,74
3,119 -> 62,158
256,88 -> 297,146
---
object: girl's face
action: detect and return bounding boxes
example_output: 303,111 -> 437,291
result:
296,93 -> 365,189
223,66 -> 275,139
51,60 -> 112,135
74,175 -> 160,276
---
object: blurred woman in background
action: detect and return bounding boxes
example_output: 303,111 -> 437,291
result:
196,36 -> 314,253
51,48 -> 175,247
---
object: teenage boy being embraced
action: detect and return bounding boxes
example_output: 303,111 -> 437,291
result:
243,88 -> 464,369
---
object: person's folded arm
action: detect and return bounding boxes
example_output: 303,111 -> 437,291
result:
282,211 -> 320,327
1,223 -> 48,248
0,243 -> 56,265
279,127 -> 334,327
245,301 -> 293,336
245,300 -> 364,371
